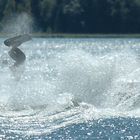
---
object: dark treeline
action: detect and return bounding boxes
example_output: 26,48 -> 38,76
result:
0,0 -> 140,33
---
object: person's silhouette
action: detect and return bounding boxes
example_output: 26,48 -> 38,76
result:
4,34 -> 31,67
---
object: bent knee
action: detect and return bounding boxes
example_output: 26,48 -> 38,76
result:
8,47 -> 26,66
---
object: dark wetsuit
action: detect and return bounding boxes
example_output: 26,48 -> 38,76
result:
4,34 -> 31,67
8,47 -> 26,67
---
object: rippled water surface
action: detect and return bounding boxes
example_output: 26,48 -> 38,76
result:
0,38 -> 140,139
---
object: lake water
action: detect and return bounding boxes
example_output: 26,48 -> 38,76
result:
0,38 -> 140,139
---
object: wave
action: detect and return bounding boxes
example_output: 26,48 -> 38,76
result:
48,49 -> 140,110
0,46 -> 140,113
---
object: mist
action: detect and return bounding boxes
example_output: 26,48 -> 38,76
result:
2,13 -> 33,35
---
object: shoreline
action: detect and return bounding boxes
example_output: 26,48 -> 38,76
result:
1,33 -> 140,38
31,33 -> 140,38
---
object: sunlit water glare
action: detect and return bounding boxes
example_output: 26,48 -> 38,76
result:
0,38 -> 140,139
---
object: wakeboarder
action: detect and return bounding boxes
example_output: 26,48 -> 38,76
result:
4,34 -> 31,67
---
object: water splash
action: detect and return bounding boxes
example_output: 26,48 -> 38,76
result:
2,13 -> 33,35
0,38 -> 140,115
1,38 -> 140,138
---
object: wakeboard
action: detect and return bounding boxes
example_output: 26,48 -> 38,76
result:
4,34 -> 32,47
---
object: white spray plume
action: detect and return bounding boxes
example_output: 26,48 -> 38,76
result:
2,13 -> 33,35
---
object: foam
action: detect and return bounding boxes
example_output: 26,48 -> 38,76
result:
0,40 -> 140,115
